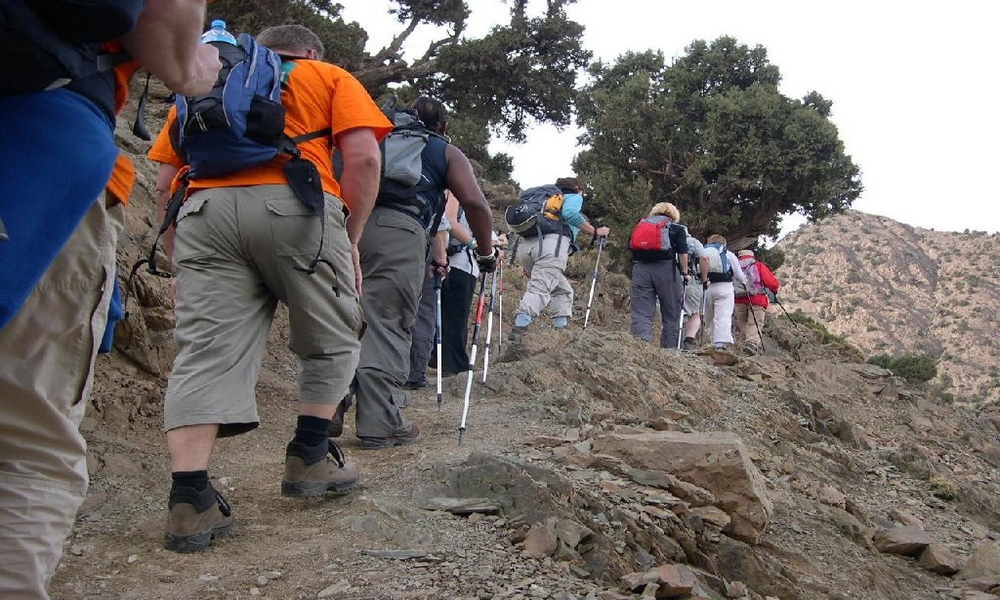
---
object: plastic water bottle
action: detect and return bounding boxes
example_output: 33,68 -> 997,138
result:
200,19 -> 237,46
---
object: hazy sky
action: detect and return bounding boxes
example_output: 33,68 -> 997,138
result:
341,1 -> 999,235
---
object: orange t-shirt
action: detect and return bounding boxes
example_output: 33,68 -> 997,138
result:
104,40 -> 141,205
147,59 -> 392,210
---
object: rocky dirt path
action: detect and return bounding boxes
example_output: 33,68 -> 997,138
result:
51,354 -> 593,600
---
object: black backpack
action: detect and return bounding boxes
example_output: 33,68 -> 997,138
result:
374,100 -> 448,234
0,0 -> 142,96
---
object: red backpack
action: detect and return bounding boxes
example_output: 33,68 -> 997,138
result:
629,217 -> 672,252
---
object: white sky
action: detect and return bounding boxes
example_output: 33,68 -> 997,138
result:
341,1 -> 999,235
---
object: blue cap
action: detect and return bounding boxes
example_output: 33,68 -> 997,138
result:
211,19 -> 226,29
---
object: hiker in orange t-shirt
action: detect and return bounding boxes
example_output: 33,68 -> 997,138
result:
147,24 -> 392,553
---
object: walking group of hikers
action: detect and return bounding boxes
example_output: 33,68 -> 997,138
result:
0,7 -> 779,598
627,203 -> 781,355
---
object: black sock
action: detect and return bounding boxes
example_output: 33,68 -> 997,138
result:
292,415 -> 331,448
171,470 -> 209,492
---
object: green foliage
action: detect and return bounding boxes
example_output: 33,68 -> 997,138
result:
209,0 -> 592,180
574,37 -> 861,243
867,353 -> 938,384
209,0 -> 368,71
789,310 -> 846,345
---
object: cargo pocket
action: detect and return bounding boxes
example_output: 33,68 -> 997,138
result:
266,197 -> 322,257
172,194 -> 213,263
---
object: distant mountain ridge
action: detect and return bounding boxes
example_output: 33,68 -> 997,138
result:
777,209 -> 1000,403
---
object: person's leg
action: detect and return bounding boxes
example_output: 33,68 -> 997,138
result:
734,303 -> 749,346
712,284 -> 736,346
0,197 -> 120,599
656,267 -> 684,349
246,187 -> 363,492
440,268 -> 475,374
682,283 -> 703,347
406,259 -> 437,387
745,305 -> 766,351
518,234 -> 570,322
513,235 -> 544,325
163,188 -> 278,552
629,263 -> 656,343
354,208 -> 425,446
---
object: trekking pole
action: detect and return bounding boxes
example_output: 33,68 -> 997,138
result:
434,271 -> 444,411
773,295 -> 805,334
744,290 -> 765,353
698,283 -> 708,346
496,259 -> 504,353
583,237 -> 606,330
459,272 -> 489,445
481,269 -> 499,394
677,279 -> 687,349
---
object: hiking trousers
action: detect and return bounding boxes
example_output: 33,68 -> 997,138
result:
164,185 -> 362,437
440,268 -> 476,374
704,282 -> 736,345
630,261 -> 684,348
0,197 -> 122,600
407,257 -> 436,386
682,279 -> 705,340
735,303 -> 766,349
352,207 -> 426,438
514,233 -> 573,320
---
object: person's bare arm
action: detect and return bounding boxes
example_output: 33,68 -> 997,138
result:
337,127 -> 382,293
154,163 -> 180,260
443,191 -> 474,247
444,145 -> 493,257
121,0 -> 221,96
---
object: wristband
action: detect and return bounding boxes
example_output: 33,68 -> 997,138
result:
466,239 -> 478,250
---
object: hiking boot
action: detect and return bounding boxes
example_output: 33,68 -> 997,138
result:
281,440 -> 360,498
359,424 -> 421,450
682,337 -> 698,351
507,325 -> 527,343
164,483 -> 233,553
743,343 -> 760,356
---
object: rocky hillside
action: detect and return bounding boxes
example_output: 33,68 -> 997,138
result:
54,88 -> 1000,600
777,210 -> 1000,403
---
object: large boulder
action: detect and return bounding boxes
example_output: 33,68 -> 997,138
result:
591,431 -> 772,543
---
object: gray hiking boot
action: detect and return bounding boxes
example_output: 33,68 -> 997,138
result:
743,343 -> 760,356
328,398 -> 349,438
359,423 -> 422,450
282,440 -> 360,498
164,483 -> 233,553
507,325 -> 527,343
682,337 -> 698,351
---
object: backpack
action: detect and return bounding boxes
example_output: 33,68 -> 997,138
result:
704,242 -> 733,283
734,258 -> 767,296
375,101 -> 446,233
504,185 -> 566,237
143,33 -> 332,279
174,33 -> 328,179
628,216 -> 674,262
1,0 -> 141,96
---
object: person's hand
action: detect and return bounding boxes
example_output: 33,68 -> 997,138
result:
475,247 -> 500,273
683,273 -> 692,286
595,226 -> 610,238
181,44 -> 223,97
701,279 -> 709,290
429,259 -> 449,281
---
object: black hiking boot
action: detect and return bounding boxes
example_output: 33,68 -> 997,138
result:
164,482 -> 233,553
682,337 -> 698,351
282,440 -> 360,498
328,399 -> 348,438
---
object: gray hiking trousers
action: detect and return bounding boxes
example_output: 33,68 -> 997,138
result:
630,260 -> 684,348
353,207 -> 426,438
514,233 -> 573,320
